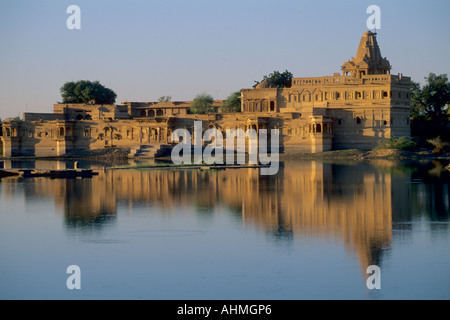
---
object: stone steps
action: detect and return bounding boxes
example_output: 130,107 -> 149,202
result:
129,144 -> 172,159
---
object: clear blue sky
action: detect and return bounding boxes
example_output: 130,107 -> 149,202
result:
1,0 -> 449,119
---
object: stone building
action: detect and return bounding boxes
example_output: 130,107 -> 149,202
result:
1,31 -> 411,158
240,31 -> 411,152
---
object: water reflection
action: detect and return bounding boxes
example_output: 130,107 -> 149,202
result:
1,160 -> 449,273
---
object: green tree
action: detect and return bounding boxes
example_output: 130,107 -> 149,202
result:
60,80 -> 117,105
221,91 -> 241,113
411,73 -> 450,121
410,73 -> 450,142
158,96 -> 172,102
190,93 -> 215,114
253,70 -> 293,88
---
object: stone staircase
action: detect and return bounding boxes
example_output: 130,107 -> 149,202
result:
129,144 -> 172,159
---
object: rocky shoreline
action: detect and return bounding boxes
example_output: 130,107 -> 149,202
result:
281,149 -> 450,161
1,147 -> 449,162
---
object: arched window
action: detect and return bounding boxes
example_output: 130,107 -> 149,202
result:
149,110 -> 155,118
323,123 -> 328,133
6,128 -> 11,137
59,127 -> 65,136
316,124 -> 322,133
356,117 -> 362,125
76,114 -> 83,120
156,109 -> 164,117
140,110 -> 146,117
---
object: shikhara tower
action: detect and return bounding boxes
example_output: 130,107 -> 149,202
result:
342,31 -> 392,78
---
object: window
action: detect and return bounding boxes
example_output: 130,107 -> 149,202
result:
338,119 -> 342,126
316,124 -> 322,133
84,130 -> 90,138
336,92 -> 341,100
356,117 -> 362,125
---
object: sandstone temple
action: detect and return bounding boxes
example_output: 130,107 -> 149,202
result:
1,31 -> 411,158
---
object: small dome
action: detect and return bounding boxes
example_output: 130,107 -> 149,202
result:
256,78 -> 276,89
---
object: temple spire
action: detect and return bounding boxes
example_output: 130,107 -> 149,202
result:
341,31 -> 391,78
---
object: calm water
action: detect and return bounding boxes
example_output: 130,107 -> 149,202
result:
0,159 -> 449,300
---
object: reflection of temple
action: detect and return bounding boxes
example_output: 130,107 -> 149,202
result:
218,162 -> 403,271
13,174 -> 117,229
1,161 -> 417,270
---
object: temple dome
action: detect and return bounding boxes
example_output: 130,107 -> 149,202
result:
255,78 -> 277,89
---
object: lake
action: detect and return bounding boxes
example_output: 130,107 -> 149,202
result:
0,159 -> 449,300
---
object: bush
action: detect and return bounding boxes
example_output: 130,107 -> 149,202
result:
427,137 -> 450,154
190,93 -> 215,114
376,137 -> 417,151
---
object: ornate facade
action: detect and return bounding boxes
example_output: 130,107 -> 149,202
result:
1,31 -> 411,157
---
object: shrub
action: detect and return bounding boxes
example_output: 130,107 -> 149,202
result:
427,137 -> 450,154
376,137 -> 417,151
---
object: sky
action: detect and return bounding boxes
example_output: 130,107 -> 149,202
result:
0,0 -> 449,119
